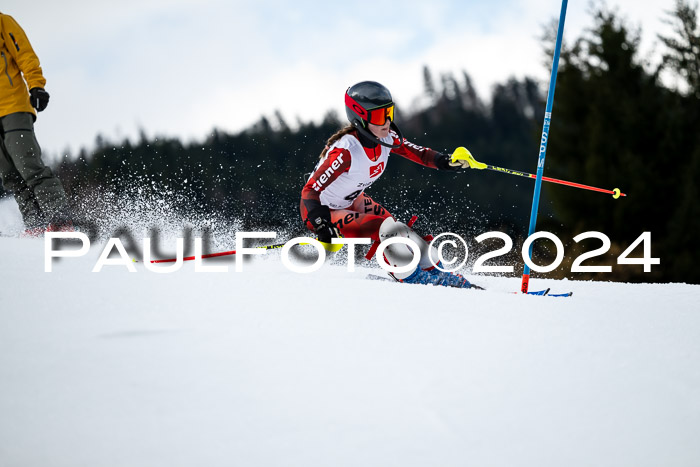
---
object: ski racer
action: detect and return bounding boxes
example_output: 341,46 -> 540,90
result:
300,81 -> 485,288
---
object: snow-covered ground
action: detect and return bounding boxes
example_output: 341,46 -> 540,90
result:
1,198 -> 699,467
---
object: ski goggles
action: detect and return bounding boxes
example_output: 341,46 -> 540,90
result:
345,93 -> 395,126
366,104 -> 395,126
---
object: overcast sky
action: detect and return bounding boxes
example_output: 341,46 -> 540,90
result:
3,0 -> 676,157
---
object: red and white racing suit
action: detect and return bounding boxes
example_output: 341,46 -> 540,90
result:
300,128 -> 445,241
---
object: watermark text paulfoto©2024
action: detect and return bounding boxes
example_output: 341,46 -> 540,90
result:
44,231 -> 660,274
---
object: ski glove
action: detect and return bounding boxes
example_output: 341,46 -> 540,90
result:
449,147 -> 487,169
30,88 -> 50,112
307,205 -> 340,243
435,153 -> 461,171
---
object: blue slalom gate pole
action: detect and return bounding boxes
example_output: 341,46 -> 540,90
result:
521,0 -> 568,293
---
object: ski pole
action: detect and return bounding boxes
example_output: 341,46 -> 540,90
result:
150,239 -> 343,263
483,163 -> 625,198
151,242 -> 290,263
452,148 -> 625,199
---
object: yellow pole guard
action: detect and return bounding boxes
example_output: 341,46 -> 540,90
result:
451,147 -> 487,169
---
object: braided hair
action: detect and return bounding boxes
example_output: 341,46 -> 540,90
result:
319,125 -> 355,159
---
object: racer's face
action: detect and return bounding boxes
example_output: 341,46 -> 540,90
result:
368,119 -> 391,139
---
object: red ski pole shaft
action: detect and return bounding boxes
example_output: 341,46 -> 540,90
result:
150,242 -> 304,264
485,164 -> 626,198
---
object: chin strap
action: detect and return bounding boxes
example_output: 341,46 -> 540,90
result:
354,121 -> 404,149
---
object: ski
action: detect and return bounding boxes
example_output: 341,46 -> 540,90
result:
547,291 -> 573,297
523,287 -> 573,297
365,273 -> 570,296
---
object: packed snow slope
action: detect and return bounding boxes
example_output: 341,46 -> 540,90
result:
1,211 -> 699,467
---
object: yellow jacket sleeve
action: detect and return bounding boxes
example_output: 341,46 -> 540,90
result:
1,13 -> 45,89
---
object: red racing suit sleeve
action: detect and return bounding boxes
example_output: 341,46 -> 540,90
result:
390,135 -> 445,169
301,147 -> 352,215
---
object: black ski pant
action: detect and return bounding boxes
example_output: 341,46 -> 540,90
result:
0,112 -> 68,228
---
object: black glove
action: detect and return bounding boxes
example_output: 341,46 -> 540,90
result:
307,205 -> 340,243
435,152 -> 461,171
30,87 -> 50,112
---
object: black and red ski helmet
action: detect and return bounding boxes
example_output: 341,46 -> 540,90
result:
345,81 -> 403,148
345,81 -> 394,128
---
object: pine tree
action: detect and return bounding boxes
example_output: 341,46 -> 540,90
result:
659,0 -> 700,98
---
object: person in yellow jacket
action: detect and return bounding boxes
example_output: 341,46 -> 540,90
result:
0,11 -> 70,233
